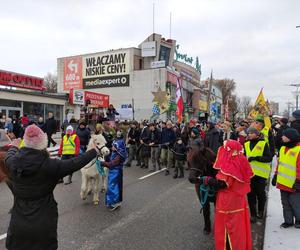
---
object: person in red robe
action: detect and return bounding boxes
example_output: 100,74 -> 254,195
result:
200,139 -> 254,250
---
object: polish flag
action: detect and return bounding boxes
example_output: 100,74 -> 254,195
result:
176,78 -> 184,123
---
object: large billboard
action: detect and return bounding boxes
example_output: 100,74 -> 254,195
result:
63,56 -> 83,91
63,50 -> 130,90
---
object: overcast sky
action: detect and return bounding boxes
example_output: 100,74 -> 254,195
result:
1,0 -> 300,112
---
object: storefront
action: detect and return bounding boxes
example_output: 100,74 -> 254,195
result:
0,69 -> 67,126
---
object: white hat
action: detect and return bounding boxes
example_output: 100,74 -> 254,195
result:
66,125 -> 73,132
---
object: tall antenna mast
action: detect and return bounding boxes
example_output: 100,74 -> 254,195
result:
169,12 -> 172,39
153,3 -> 155,34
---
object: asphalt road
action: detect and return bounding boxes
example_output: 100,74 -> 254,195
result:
0,163 -> 264,250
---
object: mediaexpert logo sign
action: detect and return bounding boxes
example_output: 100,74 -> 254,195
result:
83,75 -> 129,89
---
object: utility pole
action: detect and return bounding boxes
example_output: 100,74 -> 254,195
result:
285,83 -> 300,110
206,70 -> 213,118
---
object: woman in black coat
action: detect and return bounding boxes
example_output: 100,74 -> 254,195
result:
4,125 -> 100,250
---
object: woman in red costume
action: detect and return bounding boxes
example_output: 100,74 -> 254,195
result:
200,139 -> 254,250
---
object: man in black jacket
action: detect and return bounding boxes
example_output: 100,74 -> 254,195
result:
291,110 -> 300,134
244,127 -> 272,223
125,121 -> 140,167
148,122 -> 161,172
139,122 -> 150,168
205,122 -> 221,154
274,117 -> 289,151
76,120 -> 91,154
45,112 -> 57,147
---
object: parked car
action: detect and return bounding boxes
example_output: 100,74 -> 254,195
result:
0,129 -> 12,182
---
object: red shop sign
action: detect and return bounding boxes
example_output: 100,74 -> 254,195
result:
85,91 -> 109,108
0,70 -> 45,91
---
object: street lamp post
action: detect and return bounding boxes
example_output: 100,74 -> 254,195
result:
285,84 -> 300,110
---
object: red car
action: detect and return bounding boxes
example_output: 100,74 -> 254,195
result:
0,129 -> 12,182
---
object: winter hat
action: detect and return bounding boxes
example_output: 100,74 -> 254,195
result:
79,119 -> 86,126
247,127 -> 260,136
255,115 -> 265,124
282,128 -> 300,141
66,125 -> 73,133
280,118 -> 288,124
189,119 -> 196,126
23,125 -> 48,150
292,110 -> 300,119
191,127 -> 200,136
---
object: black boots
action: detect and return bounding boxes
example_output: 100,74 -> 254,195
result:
173,168 -> 184,178
178,167 -> 184,178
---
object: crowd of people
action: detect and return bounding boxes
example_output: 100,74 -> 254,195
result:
2,107 -> 300,250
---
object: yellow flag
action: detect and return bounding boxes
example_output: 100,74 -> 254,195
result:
248,89 -> 272,128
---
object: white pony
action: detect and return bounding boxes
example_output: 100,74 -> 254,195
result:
80,134 -> 110,205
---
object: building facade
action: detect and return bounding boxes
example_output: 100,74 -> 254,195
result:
57,33 -> 202,121
0,69 -> 67,127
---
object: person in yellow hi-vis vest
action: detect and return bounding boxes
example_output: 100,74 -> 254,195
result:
251,115 -> 275,156
244,127 -> 272,223
271,128 -> 300,229
58,125 -> 80,185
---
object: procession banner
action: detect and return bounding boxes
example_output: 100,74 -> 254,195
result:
249,89 -> 271,128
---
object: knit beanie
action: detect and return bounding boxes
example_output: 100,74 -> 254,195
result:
66,125 -> 73,134
247,127 -> 260,136
191,127 -> 200,136
255,115 -> 265,124
24,125 -> 48,150
282,128 -> 300,141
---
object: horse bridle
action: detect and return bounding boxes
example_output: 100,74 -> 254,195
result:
83,145 -> 107,169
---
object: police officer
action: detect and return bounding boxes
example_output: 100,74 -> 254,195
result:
244,127 -> 272,223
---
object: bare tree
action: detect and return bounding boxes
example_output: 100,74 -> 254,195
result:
44,72 -> 57,93
240,96 -> 253,118
215,78 -> 236,105
215,79 -> 238,120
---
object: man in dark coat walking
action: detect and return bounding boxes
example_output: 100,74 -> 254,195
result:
205,122 -> 221,154
291,110 -> 300,134
274,117 -> 289,151
4,125 -> 100,250
45,112 -> 57,147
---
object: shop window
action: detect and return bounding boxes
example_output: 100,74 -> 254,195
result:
0,99 -> 21,107
159,46 -> 170,66
23,102 -> 44,122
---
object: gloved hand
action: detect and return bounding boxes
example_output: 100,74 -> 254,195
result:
271,174 -> 277,186
199,176 -> 212,185
293,179 -> 300,192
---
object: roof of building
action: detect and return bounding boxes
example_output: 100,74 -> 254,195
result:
0,88 -> 68,100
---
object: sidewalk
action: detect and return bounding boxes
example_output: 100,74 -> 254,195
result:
263,182 -> 299,250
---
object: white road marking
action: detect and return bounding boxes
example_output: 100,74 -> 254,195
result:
0,233 -> 7,241
138,168 -> 166,180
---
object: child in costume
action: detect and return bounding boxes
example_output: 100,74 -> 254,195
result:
199,139 -> 253,250
102,131 -> 127,211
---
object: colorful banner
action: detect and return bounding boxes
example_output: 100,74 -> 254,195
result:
176,78 -> 184,123
249,89 -> 271,128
